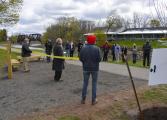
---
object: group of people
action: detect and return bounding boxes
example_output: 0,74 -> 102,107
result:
21,35 -> 100,105
64,41 -> 75,57
21,35 -> 152,106
102,41 -> 152,67
64,41 -> 84,57
132,41 -> 152,67
102,42 -> 128,62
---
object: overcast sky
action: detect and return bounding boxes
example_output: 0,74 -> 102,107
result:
3,0 -> 159,35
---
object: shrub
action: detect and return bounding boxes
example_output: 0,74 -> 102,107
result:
160,37 -> 167,41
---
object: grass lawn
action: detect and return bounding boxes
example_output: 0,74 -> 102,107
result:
108,40 -> 167,48
58,116 -> 80,120
0,49 -> 20,68
141,85 -> 167,104
108,59 -> 145,68
0,41 -> 7,45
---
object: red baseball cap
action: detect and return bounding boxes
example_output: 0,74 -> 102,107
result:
86,35 -> 96,44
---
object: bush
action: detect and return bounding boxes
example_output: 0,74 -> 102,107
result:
160,37 -> 167,41
0,29 -> 7,42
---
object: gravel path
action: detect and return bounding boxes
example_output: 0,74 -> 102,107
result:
0,62 -> 147,120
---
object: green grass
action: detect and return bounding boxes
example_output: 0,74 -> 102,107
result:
0,41 -> 7,45
58,116 -> 80,120
108,58 -> 148,68
0,49 -> 20,68
108,40 -> 167,48
142,85 -> 167,103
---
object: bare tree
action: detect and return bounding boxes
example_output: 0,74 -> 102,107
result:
131,13 -> 151,28
106,14 -> 123,32
79,20 -> 95,33
151,0 -> 167,27
122,18 -> 131,29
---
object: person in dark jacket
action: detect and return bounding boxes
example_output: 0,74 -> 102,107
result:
69,41 -> 75,57
79,35 -> 101,105
21,38 -> 32,72
121,46 -> 128,62
77,41 -> 83,57
102,41 -> 110,61
65,41 -> 70,57
111,44 -> 116,61
143,41 -> 152,67
132,44 -> 137,64
52,38 -> 65,81
45,39 -> 52,62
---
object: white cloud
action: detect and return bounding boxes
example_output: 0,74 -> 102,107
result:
1,0 -> 165,36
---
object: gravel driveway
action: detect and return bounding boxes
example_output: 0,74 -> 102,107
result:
0,61 -> 147,120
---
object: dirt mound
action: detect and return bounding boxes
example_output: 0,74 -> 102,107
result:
141,107 -> 167,120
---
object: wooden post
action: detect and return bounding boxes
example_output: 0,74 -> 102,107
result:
6,40 -> 12,79
124,55 -> 143,120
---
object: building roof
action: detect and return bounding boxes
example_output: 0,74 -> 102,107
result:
84,27 -> 167,36
119,27 -> 167,35
119,30 -> 167,34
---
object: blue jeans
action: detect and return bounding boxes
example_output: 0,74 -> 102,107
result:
82,71 -> 98,102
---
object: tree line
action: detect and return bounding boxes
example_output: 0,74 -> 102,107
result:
42,13 -> 163,46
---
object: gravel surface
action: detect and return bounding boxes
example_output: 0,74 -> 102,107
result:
0,61 -> 147,120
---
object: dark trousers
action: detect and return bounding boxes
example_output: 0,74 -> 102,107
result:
78,51 -> 80,57
46,53 -> 51,62
122,54 -> 125,62
103,52 -> 108,61
70,51 -> 74,57
133,54 -> 137,64
143,53 -> 150,66
112,52 -> 116,61
54,71 -> 62,81
46,56 -> 51,62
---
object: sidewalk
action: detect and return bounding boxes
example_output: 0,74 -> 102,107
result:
0,45 -> 44,52
66,61 -> 149,80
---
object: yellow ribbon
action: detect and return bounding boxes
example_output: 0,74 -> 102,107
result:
8,48 -> 79,61
35,52 -> 79,60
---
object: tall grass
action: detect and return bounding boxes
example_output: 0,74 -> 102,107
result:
0,49 -> 19,68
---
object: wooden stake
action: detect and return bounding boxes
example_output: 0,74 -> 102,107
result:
124,55 -> 143,120
7,41 -> 12,79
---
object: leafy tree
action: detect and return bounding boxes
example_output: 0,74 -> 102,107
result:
94,30 -> 106,47
0,29 -> 7,41
10,34 -> 17,43
42,17 -> 93,44
41,32 -> 49,44
0,0 -> 23,26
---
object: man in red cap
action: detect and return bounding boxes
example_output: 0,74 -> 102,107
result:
79,35 -> 101,105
